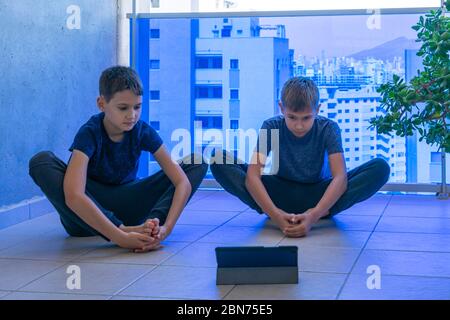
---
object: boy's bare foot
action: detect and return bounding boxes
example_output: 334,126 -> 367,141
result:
120,220 -> 155,236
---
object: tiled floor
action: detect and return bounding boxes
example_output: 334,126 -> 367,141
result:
0,191 -> 449,300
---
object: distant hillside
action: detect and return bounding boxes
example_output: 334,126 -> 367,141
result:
349,37 -> 420,61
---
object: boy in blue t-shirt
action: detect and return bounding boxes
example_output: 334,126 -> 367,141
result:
29,66 -> 208,252
211,77 -> 390,237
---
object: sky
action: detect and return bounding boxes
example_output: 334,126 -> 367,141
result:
260,14 -> 422,58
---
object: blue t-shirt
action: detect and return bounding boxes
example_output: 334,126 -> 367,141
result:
69,112 -> 163,185
257,115 -> 344,183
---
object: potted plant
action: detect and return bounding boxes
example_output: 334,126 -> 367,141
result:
369,0 -> 450,198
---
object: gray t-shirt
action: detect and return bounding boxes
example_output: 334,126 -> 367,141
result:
257,115 -> 344,183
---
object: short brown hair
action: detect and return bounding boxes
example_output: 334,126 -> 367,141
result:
99,66 -> 143,102
280,77 -> 319,112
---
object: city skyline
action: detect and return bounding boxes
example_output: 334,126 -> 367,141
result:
260,14 -> 421,57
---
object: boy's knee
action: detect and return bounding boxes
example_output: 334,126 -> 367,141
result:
371,158 -> 391,182
210,149 -> 226,166
179,153 -> 209,175
29,151 -> 56,174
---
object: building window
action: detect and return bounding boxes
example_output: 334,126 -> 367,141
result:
345,138 -> 350,142
150,29 -> 160,39
222,28 -> 231,37
431,152 -> 442,163
237,29 -> 243,35
150,121 -> 160,130
338,119 -> 342,123
195,85 -> 223,99
355,147 -> 359,151
355,138 -> 360,141
345,129 -> 350,133
230,59 -> 239,69
345,109 -> 350,113
355,157 -> 360,161
196,56 -> 223,69
150,90 -> 160,100
355,128 -> 359,132
355,118 -> 360,122
195,116 -> 223,129
345,148 -> 350,152
150,59 -> 160,69
345,119 -> 350,123
212,87 -> 223,98
230,89 -> 239,100
230,120 -> 239,129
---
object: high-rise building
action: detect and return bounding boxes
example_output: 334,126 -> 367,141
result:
148,17 -> 292,169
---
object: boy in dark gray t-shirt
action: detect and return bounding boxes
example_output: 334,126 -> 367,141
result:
211,77 -> 390,238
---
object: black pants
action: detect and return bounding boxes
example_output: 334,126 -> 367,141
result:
210,150 -> 390,217
29,151 -> 208,240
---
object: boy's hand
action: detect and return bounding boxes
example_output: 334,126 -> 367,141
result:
116,231 -> 156,251
155,225 -> 171,242
272,209 -> 297,235
133,240 -> 163,253
284,209 -> 318,238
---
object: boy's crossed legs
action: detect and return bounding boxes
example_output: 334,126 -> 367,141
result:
210,149 -> 390,225
28,151 -> 208,249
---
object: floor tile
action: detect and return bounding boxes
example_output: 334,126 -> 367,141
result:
76,241 -> 189,265
162,242 -> 230,268
352,250 -> 450,278
168,225 -> 217,242
2,291 -> 111,300
0,229 -> 104,261
185,198 -> 248,212
0,259 -> 64,291
376,216 -> 450,234
189,190 -> 219,203
339,204 -> 386,216
324,215 -> 380,232
198,225 -> 284,246
0,291 -> 10,299
384,203 -> 450,218
280,229 -> 371,249
389,195 -> 442,204
118,265 -> 233,299
223,210 -> 276,228
339,274 -> 450,300
224,272 -> 346,300
366,232 -> 450,252
298,246 -> 361,274
177,210 -> 239,226
0,213 -> 60,237
20,262 -> 153,296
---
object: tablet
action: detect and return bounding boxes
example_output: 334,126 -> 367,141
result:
215,246 -> 299,285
